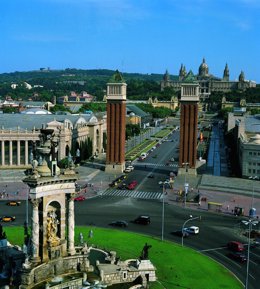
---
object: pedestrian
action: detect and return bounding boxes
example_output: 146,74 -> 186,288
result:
79,232 -> 84,245
88,229 -> 93,238
227,205 -> 229,211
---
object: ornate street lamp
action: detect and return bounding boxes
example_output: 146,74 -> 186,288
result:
241,219 -> 259,289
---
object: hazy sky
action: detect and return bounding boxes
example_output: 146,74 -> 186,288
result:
1,0 -> 260,82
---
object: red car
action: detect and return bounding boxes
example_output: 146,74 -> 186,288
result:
74,196 -> 86,202
127,180 -> 138,190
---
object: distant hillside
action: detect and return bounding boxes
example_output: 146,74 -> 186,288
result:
0,68 -> 180,102
0,68 -> 178,82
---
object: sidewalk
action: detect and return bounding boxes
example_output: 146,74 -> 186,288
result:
167,174 -> 260,218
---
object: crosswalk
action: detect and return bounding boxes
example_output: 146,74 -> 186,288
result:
134,162 -> 178,168
101,189 -> 163,200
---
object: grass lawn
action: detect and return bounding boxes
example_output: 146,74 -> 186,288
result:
4,226 -> 242,289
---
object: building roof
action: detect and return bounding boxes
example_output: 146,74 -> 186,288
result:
126,104 -> 149,117
20,108 -> 52,114
245,115 -> 260,133
0,113 -> 97,131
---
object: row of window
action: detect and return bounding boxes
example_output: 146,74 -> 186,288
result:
248,162 -> 260,166
248,169 -> 260,174
248,152 -> 260,156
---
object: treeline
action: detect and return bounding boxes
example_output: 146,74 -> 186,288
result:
0,69 -> 178,102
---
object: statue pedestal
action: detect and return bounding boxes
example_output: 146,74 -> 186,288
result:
137,259 -> 155,270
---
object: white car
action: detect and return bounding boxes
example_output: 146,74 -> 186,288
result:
124,166 -> 134,173
184,226 -> 199,234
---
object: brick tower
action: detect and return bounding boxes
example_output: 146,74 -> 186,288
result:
105,70 -> 127,174
178,81 -> 200,174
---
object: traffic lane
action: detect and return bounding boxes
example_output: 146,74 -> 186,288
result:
203,245 -> 259,289
0,200 -> 30,226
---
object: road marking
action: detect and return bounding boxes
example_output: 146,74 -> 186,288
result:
200,246 -> 227,252
102,189 -> 162,200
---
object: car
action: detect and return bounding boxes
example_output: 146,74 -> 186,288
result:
171,230 -> 189,238
183,226 -> 199,234
227,252 -> 247,263
147,174 -> 154,178
127,165 -> 134,171
109,220 -> 128,228
124,167 -> 132,173
118,183 -> 127,190
133,215 -> 151,225
0,216 -> 16,222
227,241 -> 244,252
74,196 -> 86,202
6,201 -> 21,206
127,180 -> 137,190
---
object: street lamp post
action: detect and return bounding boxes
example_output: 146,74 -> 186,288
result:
248,176 -> 259,210
182,162 -> 189,208
161,183 -> 166,241
182,215 -> 200,247
241,219 -> 259,289
184,182 -> 189,208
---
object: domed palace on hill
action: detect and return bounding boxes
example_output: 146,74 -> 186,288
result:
161,58 -> 256,99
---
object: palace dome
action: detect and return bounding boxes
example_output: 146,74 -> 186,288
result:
199,58 -> 209,76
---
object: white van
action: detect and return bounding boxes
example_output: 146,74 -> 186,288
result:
184,226 -> 199,234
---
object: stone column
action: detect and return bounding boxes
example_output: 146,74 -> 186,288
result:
17,140 -> 21,166
9,140 -> 13,166
25,141 -> 28,165
31,199 -> 41,263
1,141 -> 4,166
68,194 -> 76,255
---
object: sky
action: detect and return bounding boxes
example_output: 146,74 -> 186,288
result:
1,0 -> 260,82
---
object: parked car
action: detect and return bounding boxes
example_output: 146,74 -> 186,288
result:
74,196 -> 86,202
171,230 -> 189,238
109,220 -> 128,228
227,241 -> 244,252
0,216 -> 16,222
227,252 -> 247,263
6,201 -> 21,206
133,215 -> 150,225
183,226 -> 199,234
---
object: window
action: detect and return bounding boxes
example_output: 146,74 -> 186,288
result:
123,271 -> 127,280
249,152 -> 252,156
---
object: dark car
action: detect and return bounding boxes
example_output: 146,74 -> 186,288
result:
6,201 -> 21,206
133,215 -> 150,225
227,252 -> 247,263
171,230 -> 189,238
147,174 -> 154,178
0,216 -> 16,222
109,221 -> 128,228
118,183 -> 127,190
